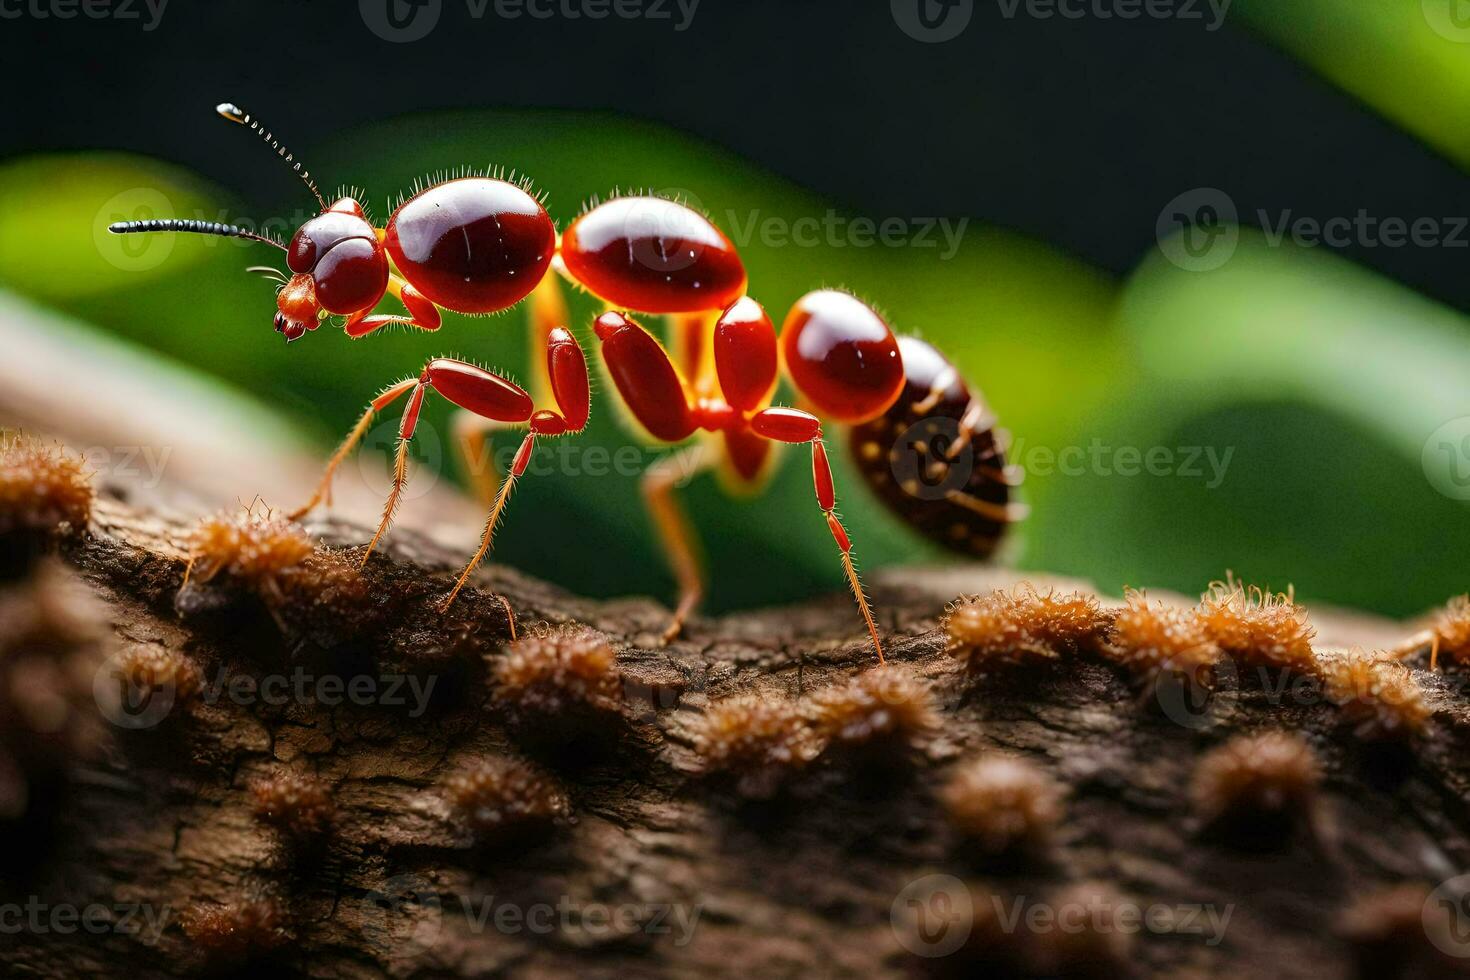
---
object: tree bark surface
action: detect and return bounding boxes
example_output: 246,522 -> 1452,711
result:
2,490 -> 1467,980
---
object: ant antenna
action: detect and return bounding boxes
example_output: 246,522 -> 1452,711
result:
215,102 -> 328,212
108,218 -> 287,251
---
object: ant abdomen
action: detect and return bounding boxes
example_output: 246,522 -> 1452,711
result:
847,336 -> 1016,558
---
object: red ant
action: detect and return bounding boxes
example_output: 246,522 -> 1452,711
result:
111,104 -> 1022,660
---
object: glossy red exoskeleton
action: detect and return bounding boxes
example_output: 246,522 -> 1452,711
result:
112,104 -> 1024,657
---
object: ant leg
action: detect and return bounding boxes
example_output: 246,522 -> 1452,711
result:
362,383 -> 430,564
440,332 -> 589,611
450,412 -> 514,504
361,358 -> 539,565
440,432 -> 535,613
593,311 -> 697,442
641,443 -> 714,643
290,378 -> 418,520
753,407 -> 886,663
344,280 -> 443,338
442,403 -> 579,612
445,274 -> 575,504
528,267 -> 570,402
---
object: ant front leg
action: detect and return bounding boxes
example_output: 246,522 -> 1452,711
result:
294,357 -> 540,566
752,407 -> 886,664
344,277 -> 443,338
290,378 -> 418,520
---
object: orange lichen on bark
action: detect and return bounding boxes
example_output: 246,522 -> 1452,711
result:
490,626 -> 622,719
183,504 -> 314,594
688,693 -> 816,798
250,771 -> 334,838
940,755 -> 1066,854
808,664 -> 937,750
0,561 -> 108,828
1103,589 -> 1221,689
180,897 -> 290,962
1190,731 -> 1322,827
1194,575 -> 1318,674
1430,594 -> 1470,669
443,756 -> 571,834
945,584 -> 1109,673
112,645 -> 201,706
1319,650 -> 1431,741
0,432 -> 92,536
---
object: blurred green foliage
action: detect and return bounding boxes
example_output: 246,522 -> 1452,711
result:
1,108 -> 1467,617
1237,1 -> 1470,167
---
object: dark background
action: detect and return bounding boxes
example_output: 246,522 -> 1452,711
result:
5,0 -> 1463,309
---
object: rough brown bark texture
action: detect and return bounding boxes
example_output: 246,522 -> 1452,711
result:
3,491 -> 1469,980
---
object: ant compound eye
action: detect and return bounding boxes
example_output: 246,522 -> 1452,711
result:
781,290 -> 904,424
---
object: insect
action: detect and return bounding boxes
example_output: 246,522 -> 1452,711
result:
110,104 -> 1023,655
109,103 -> 589,613
563,195 -> 1025,660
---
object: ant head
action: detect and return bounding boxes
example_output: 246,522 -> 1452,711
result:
780,290 -> 904,424
275,198 -> 388,343
108,105 -> 391,345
